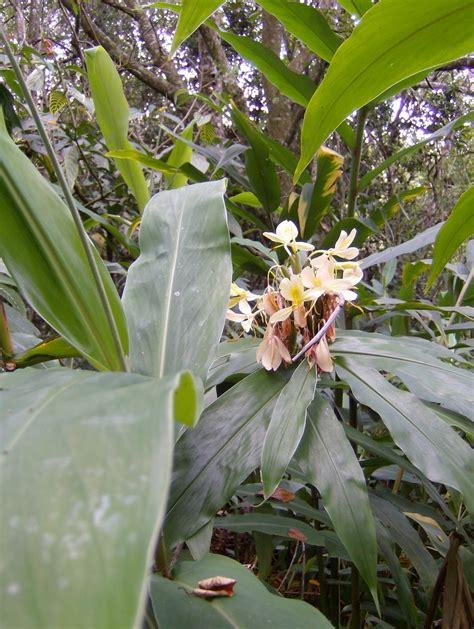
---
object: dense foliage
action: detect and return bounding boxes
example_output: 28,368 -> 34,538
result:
1,1 -> 473,628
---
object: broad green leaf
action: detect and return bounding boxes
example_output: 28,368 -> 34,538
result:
300,146 -> 344,239
164,369 -> 289,545
0,367 -> 198,629
296,394 -> 379,606
335,359 -> 474,516
206,339 -> 259,388
14,337 -> 80,367
85,46 -> 150,212
164,123 -> 194,189
122,181 -> 232,383
229,191 -> 262,208
257,0 -> 342,62
261,361 -> 317,498
170,0 -> 224,55
359,222 -> 442,269
0,122 -> 129,372
218,28 -> 316,107
215,513 -> 348,559
231,107 -> 280,214
427,187 -> 474,288
359,113 -> 474,191
296,0 -> 474,180
338,0 -> 372,16
150,553 -> 334,628
370,187 -> 428,229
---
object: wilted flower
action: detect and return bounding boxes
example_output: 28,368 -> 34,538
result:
263,220 -> 314,256
256,324 -> 292,371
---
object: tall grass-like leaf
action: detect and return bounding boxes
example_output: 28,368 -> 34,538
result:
296,0 -> 474,180
427,186 -> 474,288
170,0 -> 225,55
85,46 -> 150,212
0,367 -> 198,629
150,553 -> 334,628
336,359 -> 474,516
164,123 -> 194,189
0,122 -> 128,371
164,369 -> 289,545
296,394 -> 379,607
257,0 -> 342,62
261,361 -> 316,498
337,0 -> 372,16
122,181 -> 231,383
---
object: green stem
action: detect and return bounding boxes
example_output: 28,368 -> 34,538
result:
347,107 -> 369,219
0,301 -> 16,370
0,28 -> 128,373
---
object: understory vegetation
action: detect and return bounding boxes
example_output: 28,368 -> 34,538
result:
0,1 -> 473,627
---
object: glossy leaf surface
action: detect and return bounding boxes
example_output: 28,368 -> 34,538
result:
261,361 -> 316,498
122,181 -> 231,383
164,369 -> 289,545
296,394 -> 378,605
150,553 -> 334,628
0,122 -> 129,372
0,367 -> 197,629
85,47 -> 150,212
336,359 -> 474,515
296,0 -> 474,180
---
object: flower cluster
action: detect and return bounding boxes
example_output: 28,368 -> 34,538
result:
226,221 -> 363,372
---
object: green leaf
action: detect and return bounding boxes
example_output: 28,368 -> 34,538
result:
0,124 -> 129,372
218,28 -> 316,107
335,359 -> 474,516
48,89 -> 67,114
164,369 -> 289,545
0,367 -> 197,629
301,146 -> 344,239
14,336 -> 80,367
170,0 -> 225,55
164,123 -> 194,189
84,46 -> 150,212
338,0 -> 373,16
427,187 -> 474,288
296,0 -> 474,180
359,113 -> 473,191
231,106 -> 280,214
261,361 -> 317,498
150,553 -> 334,628
370,187 -> 428,229
215,513 -> 349,559
296,394 -> 379,607
122,181 -> 231,383
257,0 -> 342,62
206,338 -> 259,388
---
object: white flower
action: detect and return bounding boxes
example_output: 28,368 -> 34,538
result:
229,282 -> 258,309
311,229 -> 359,268
226,299 -> 260,333
256,325 -> 292,371
263,220 -> 314,256
269,274 -> 311,324
301,260 -> 358,302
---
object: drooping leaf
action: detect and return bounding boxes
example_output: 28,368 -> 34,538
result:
296,0 -> 474,180
231,107 -> 280,214
85,46 -> 150,212
296,394 -> 379,606
215,513 -> 349,559
13,336 -> 80,367
218,28 -> 316,107
261,361 -> 317,498
0,367 -> 198,629
335,359 -> 474,516
359,113 -> 473,191
257,0 -> 342,62
163,369 -> 290,545
170,0 -> 225,55
150,553 -> 334,628
122,180 -> 232,384
427,187 -> 474,288
0,120 -> 129,372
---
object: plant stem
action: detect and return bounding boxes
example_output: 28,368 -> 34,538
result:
351,568 -> 361,629
292,296 -> 345,362
347,106 -> 369,219
0,301 -> 16,371
0,28 -> 128,372
447,265 -> 474,327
